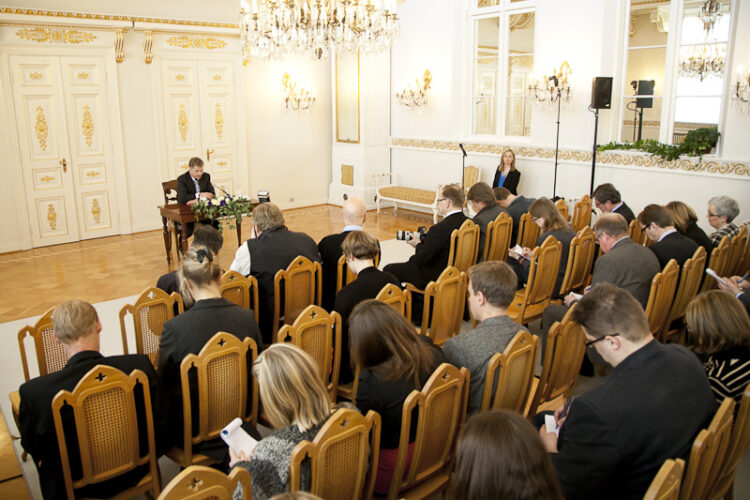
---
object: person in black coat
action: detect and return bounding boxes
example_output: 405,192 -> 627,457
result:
665,200 -> 713,254
468,182 -> 506,261
637,204 -> 699,269
494,187 -> 536,246
334,231 -> 400,383
19,301 -> 162,500
593,183 -> 635,224
176,157 -> 217,238
492,149 -> 521,195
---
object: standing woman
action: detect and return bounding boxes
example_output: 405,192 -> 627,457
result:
493,149 -> 521,195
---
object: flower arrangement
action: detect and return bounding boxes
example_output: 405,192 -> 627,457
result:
191,194 -> 253,232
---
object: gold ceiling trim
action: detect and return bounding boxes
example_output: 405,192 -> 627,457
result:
390,138 -> 750,178
16,27 -> 95,43
166,35 -> 228,50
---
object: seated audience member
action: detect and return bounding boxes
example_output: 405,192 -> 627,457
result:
707,195 -> 741,247
446,410 -> 563,500
718,275 -> 750,314
177,156 -> 218,237
685,290 -> 750,406
538,283 -> 716,500
508,198 -> 575,296
229,344 -> 333,500
317,197 -> 370,311
664,200 -> 712,253
384,183 -> 468,290
348,300 -> 445,494
229,202 -> 320,341
467,182 -> 505,260
334,230 -> 400,383
492,148 -> 521,195
156,223 -> 223,297
443,261 -> 525,415
158,247 -> 263,463
592,183 -> 635,224
637,204 -> 698,268
494,187 -> 536,245
19,300 -> 161,500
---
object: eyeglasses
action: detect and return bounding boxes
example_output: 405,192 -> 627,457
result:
707,212 -> 719,218
436,198 -> 447,203
584,333 -> 620,348
640,225 -> 648,232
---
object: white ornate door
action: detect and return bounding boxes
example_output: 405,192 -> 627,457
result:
198,61 -> 236,195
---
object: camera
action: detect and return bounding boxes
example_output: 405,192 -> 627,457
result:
396,226 -> 427,242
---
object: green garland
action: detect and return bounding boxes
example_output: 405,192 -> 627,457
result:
598,126 -> 720,162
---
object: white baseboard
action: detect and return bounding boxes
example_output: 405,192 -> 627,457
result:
0,241 -> 22,253
130,221 -> 163,234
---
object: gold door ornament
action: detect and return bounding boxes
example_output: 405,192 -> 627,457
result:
35,106 -> 48,151
91,199 -> 102,224
16,27 -> 95,44
166,35 -> 227,50
178,104 -> 188,143
29,71 -> 43,80
47,204 -> 57,230
82,105 -> 94,147
40,175 -> 54,184
77,71 -> 90,80
215,103 -> 224,141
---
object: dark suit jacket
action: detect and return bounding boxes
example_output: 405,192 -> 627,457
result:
177,171 -> 215,204
553,341 -> 716,500
591,237 -> 661,307
492,168 -> 521,195
612,202 -> 636,224
412,211 -> 468,282
684,221 -> 713,254
318,229 -> 381,311
19,351 -> 160,500
649,231 -> 699,269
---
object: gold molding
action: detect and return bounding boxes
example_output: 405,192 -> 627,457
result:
144,30 -> 154,64
390,138 -> 750,178
214,104 -> 224,141
341,164 -> 354,186
175,74 -> 186,81
216,160 -> 227,167
178,104 -> 188,143
91,198 -> 102,224
47,204 -> 57,230
166,35 -> 227,50
212,74 -> 223,81
86,171 -> 100,178
114,28 -> 125,63
81,105 -> 94,147
40,175 -> 54,183
77,71 -> 90,80
29,71 -> 43,80
16,27 -> 95,44
34,106 -> 48,151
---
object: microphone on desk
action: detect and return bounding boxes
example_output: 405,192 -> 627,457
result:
459,143 -> 467,158
215,183 -> 232,197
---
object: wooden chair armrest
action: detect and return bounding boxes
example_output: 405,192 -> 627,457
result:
404,282 -> 425,295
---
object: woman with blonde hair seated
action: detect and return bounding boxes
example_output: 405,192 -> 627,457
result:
664,200 -> 712,253
229,343 -> 333,500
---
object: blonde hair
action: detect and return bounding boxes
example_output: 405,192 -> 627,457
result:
529,197 -> 568,232
341,230 -> 379,260
686,290 -> 750,355
252,203 -> 286,232
664,201 -> 698,233
53,300 -> 99,344
178,246 -> 222,307
254,344 -> 332,432
500,148 -> 517,171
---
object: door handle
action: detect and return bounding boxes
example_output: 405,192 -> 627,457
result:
206,148 -> 214,161
60,158 -> 67,173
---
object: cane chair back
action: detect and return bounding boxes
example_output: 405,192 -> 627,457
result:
387,363 -> 469,500
507,236 -> 563,326
516,213 -> 541,249
220,271 -> 260,324
644,458 -> 685,500
710,383 -> 750,500
700,236 -> 731,294
448,220 -> 480,273
119,287 -> 183,366
290,408 -> 381,500
17,307 -> 67,382
158,465 -> 252,500
629,219 -> 648,246
463,166 -> 480,190
571,195 -> 592,232
680,398 -> 736,500
483,212 -> 513,262
273,256 -> 322,339
51,365 -> 160,499
375,283 -> 412,321
664,246 -> 707,339
644,259 -> 680,340
480,330 -> 539,413
277,305 -> 342,401
555,198 -> 570,222
167,333 -> 258,467
336,253 -> 381,294
420,267 -> 468,346
558,226 -> 596,297
727,225 -> 747,275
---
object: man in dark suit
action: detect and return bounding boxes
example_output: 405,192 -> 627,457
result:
637,204 -> 698,268
538,283 -> 715,499
318,197 -> 369,311
468,182 -> 506,261
177,157 -> 217,238
384,183 -> 468,290
494,187 -> 536,245
593,182 -> 636,224
334,230 -> 400,383
19,301 -> 161,500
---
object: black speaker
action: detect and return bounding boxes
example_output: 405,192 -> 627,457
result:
636,80 -> 655,109
591,77 -> 613,109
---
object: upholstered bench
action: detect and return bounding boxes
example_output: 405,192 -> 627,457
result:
374,174 -> 440,223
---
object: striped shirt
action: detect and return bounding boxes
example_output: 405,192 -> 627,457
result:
702,345 -> 750,406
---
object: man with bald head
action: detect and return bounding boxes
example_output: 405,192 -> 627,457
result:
318,197 -> 377,310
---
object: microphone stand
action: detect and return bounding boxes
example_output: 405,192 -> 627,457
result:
459,143 -> 467,189
550,75 -> 562,199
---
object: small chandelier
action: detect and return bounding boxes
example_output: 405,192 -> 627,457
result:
282,73 -> 316,111
239,0 -> 400,61
527,61 -> 573,106
699,0 -> 722,37
732,71 -> 750,114
395,70 -> 431,109
679,44 -> 725,81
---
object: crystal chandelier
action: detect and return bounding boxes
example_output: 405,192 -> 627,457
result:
699,0 -> 722,37
282,73 -> 316,111
679,44 -> 725,81
526,61 -> 573,106
395,70 -> 431,109
239,0 -> 399,61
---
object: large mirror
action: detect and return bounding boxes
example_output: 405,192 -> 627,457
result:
336,52 -> 359,143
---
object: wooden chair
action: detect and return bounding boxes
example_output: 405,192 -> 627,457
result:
710,383 -> 750,500
727,225 -> 747,275
629,219 -> 648,245
644,259 -> 679,340
555,198 -> 570,222
375,283 -> 412,321
644,458 -> 685,500
162,179 -> 182,259
411,267 -> 468,347
482,212 -> 513,262
272,255 -> 322,340
119,287 -> 184,366
480,330 -> 539,413
663,246 -> 706,340
556,226 -> 596,299
18,307 -> 66,382
220,271 -> 260,324
385,363 -> 469,500
336,253 -> 380,295
571,195 -> 592,232
680,398 -> 736,500
167,332 -> 259,468
516,212 -> 541,249
51,365 -> 161,499
158,465 -> 252,500
462,165 -> 480,191
507,236 -> 563,326
277,305 -> 342,401
700,236 -> 730,294
290,408 -> 381,500
447,219 -> 480,273
737,223 -> 750,276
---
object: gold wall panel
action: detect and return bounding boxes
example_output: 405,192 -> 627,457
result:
341,164 -> 354,186
32,168 -> 62,190
34,105 -> 48,151
36,197 -> 67,237
73,96 -> 101,154
79,164 -> 106,185
25,97 -> 58,159
166,35 -> 228,50
81,105 -> 94,147
16,27 -> 95,44
81,191 -> 111,230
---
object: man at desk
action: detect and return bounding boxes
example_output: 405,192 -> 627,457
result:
177,156 -> 216,237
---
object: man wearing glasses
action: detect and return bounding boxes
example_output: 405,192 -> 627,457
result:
592,182 -> 636,224
538,283 -> 715,499
636,204 -> 698,269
